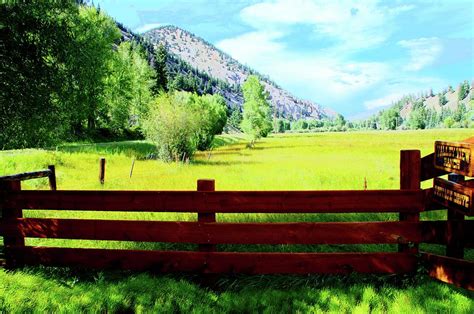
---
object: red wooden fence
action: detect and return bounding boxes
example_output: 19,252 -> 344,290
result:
0,140 -> 473,290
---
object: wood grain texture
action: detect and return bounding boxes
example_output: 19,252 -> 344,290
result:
433,178 -> 473,216
1,190 -> 425,213
420,153 -> 448,181
197,179 -> 216,252
9,247 -> 418,274
0,219 -> 429,245
48,165 -> 57,191
0,170 -> 51,182
0,180 -> 24,268
399,150 -> 421,253
422,252 -> 474,291
434,140 -> 474,177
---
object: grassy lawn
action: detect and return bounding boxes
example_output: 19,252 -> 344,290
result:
0,129 -> 473,312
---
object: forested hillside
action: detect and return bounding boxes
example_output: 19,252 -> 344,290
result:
358,82 -> 474,130
144,26 -> 335,120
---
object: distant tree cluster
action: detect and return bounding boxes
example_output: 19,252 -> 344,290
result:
275,114 -> 348,133
358,82 -> 473,131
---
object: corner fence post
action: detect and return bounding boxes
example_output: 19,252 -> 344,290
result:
399,150 -> 421,253
197,179 -> 216,252
0,180 -> 24,268
48,165 -> 57,190
446,174 -> 465,258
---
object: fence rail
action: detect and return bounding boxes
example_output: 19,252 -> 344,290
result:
1,189 -> 424,213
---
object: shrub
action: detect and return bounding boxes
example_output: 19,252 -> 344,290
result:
143,92 -> 227,162
143,93 -> 199,162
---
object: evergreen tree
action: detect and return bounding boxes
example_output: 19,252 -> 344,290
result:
458,80 -> 470,101
153,44 -> 168,94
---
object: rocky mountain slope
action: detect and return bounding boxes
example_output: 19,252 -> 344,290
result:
143,26 -> 335,120
399,84 -> 473,119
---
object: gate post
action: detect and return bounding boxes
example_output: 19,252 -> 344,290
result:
197,179 -> 216,252
399,150 -> 421,253
446,174 -> 465,258
0,180 -> 24,268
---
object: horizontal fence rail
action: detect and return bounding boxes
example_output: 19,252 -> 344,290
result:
0,170 -> 51,181
8,247 -> 417,274
0,219 -> 428,245
1,189 -> 425,213
421,252 -> 474,290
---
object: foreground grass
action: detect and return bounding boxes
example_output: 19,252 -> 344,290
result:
1,129 -> 473,312
0,269 -> 472,313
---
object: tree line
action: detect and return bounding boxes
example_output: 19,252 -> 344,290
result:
1,2 -> 275,162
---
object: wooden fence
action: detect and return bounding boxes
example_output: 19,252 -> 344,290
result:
0,140 -> 473,291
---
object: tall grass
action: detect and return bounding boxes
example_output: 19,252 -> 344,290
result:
1,129 -> 473,311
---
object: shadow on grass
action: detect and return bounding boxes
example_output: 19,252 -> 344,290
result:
212,136 -> 243,149
55,141 -> 157,159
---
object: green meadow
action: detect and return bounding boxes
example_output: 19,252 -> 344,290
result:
0,129 -> 473,312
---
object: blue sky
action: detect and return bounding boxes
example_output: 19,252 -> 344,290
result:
96,0 -> 473,117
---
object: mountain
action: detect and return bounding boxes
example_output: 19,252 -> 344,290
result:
143,26 -> 335,120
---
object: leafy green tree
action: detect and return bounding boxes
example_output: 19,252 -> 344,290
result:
143,93 -> 199,161
106,42 -> 154,133
291,119 -> 309,130
379,108 -> 400,130
443,117 -> 455,128
182,93 -> 227,150
1,2 -> 80,148
334,114 -> 346,128
65,6 -> 121,132
407,102 -> 427,129
240,75 -> 272,141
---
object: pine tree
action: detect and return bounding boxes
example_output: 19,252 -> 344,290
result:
153,44 -> 168,94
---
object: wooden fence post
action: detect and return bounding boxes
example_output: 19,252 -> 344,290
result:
399,150 -> 421,253
99,158 -> 106,185
0,180 -> 24,268
446,174 -> 465,258
48,165 -> 57,190
197,179 -> 216,252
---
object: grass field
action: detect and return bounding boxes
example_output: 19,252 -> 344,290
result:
1,129 -> 473,312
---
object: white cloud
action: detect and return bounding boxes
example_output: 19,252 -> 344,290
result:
364,92 -> 406,109
398,37 -> 443,71
240,0 -> 414,51
216,31 -> 285,65
134,23 -> 166,33
216,0 -> 442,114
363,75 -> 446,110
218,28 -> 389,108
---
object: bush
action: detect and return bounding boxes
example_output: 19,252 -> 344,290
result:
143,92 -> 227,162
184,93 -> 227,150
143,93 -> 199,162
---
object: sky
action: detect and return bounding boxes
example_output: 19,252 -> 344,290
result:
96,0 -> 473,117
